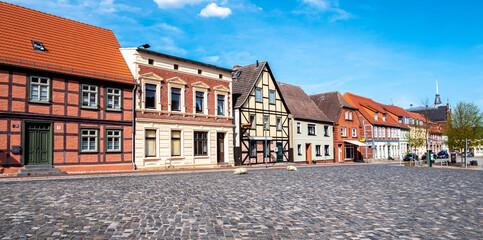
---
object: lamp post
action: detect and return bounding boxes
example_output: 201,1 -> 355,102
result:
425,105 -> 432,167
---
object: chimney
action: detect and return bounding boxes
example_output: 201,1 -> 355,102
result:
256,60 -> 259,68
232,65 -> 241,70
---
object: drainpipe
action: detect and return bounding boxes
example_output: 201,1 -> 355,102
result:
132,83 -> 137,170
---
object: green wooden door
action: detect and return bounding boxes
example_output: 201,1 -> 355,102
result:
25,122 -> 51,165
277,142 -> 283,162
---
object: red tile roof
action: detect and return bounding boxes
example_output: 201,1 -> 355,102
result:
0,2 -> 134,84
343,92 -> 400,127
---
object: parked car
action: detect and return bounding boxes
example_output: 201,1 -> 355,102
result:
421,152 -> 437,160
403,153 -> 419,161
437,150 -> 449,159
462,151 -> 474,157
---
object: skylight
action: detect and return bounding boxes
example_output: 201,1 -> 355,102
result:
31,40 -> 46,52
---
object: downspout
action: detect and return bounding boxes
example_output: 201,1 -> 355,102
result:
132,83 -> 137,170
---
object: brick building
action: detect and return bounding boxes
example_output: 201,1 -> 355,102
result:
310,91 -> 365,162
0,2 -> 135,174
343,93 -> 401,161
120,48 -> 234,169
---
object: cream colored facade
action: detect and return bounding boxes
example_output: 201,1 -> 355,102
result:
121,48 -> 234,169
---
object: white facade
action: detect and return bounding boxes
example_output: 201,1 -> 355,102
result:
292,119 -> 333,162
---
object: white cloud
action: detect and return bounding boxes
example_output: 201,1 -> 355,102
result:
199,3 -> 232,18
153,0 -> 207,9
301,0 -> 352,22
202,55 -> 220,63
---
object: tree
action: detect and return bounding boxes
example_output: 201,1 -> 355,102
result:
445,102 -> 483,152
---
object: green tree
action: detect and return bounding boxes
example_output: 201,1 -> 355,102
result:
445,102 -> 483,152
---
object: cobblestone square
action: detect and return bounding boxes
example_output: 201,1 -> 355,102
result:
0,165 -> 481,239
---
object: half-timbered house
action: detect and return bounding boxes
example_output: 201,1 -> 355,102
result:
232,61 -> 290,165
120,48 -> 234,169
0,2 -> 135,174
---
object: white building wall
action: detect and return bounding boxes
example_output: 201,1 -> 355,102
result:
292,119 -> 333,162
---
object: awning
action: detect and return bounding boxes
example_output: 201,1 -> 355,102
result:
249,136 -> 273,141
344,140 -> 367,147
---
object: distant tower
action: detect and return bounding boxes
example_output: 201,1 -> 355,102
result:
434,78 -> 442,107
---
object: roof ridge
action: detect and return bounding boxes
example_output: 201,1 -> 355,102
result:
1,1 -> 112,32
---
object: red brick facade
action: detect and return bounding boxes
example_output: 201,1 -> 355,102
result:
333,107 -> 364,162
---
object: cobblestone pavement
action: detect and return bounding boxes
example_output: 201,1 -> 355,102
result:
0,165 -> 481,239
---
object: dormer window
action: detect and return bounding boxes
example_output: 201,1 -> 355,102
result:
374,112 -> 378,120
382,113 -> 386,121
31,40 -> 46,52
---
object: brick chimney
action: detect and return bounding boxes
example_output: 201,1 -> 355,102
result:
232,65 -> 241,70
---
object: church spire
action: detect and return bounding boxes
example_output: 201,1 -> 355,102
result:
434,77 -> 442,106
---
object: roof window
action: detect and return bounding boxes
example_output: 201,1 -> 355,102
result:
31,40 -> 46,52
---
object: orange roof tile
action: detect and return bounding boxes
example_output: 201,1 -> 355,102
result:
343,92 -> 400,127
0,2 -> 134,84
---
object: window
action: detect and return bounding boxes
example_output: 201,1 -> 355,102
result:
145,130 -> 156,157
80,129 -> 98,153
250,141 -> 257,157
276,118 -> 282,130
345,110 -> 348,119
263,116 -> 269,130
174,64 -> 179,70
255,88 -> 262,102
106,129 -> 122,152
198,69 -> 202,74
106,88 -> 122,111
145,84 -> 156,109
345,144 -> 354,159
324,125 -> 329,136
297,122 -> 301,134
171,130 -> 181,156
316,145 -> 321,156
29,76 -> 50,102
382,113 -> 386,121
81,84 -> 98,109
349,111 -> 352,120
217,95 -> 225,115
269,90 -> 275,104
297,144 -> 302,155
219,74 -> 223,79
194,131 -> 208,156
264,141 -> 271,157
308,124 -> 315,135
341,127 -> 347,137
324,145 -> 330,156
374,126 -> 378,137
374,112 -> 378,120
250,115 -> 256,129
352,128 -> 357,137
148,59 -> 154,65
195,91 -> 204,113
171,88 -> 181,111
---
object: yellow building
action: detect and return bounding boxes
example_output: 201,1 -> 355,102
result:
232,62 -> 290,165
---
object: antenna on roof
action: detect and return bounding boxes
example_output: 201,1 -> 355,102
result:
138,44 -> 150,49
256,60 -> 259,68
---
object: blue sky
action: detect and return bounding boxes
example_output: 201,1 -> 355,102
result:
6,0 -> 483,109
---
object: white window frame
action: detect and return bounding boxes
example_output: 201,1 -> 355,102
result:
106,129 -> 122,152
297,122 -> 301,134
297,144 -> 302,156
141,73 -> 163,111
106,88 -> 122,111
352,128 -> 357,137
276,117 -> 282,130
345,110 -> 349,120
374,112 -> 378,120
341,127 -> 347,137
81,84 -> 98,109
29,76 -> 50,103
250,115 -> 256,129
214,85 -> 230,117
255,88 -> 262,102
349,111 -> 352,120
167,77 -> 186,113
192,81 -> 209,115
80,128 -> 99,153
144,128 -> 158,158
170,129 -> 183,157
269,90 -> 275,104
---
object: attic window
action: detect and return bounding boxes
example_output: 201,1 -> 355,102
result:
148,59 -> 154,65
232,71 -> 242,79
174,64 -> 179,70
320,96 -> 325,100
219,74 -> 223,79
31,40 -> 46,52
198,69 -> 202,74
